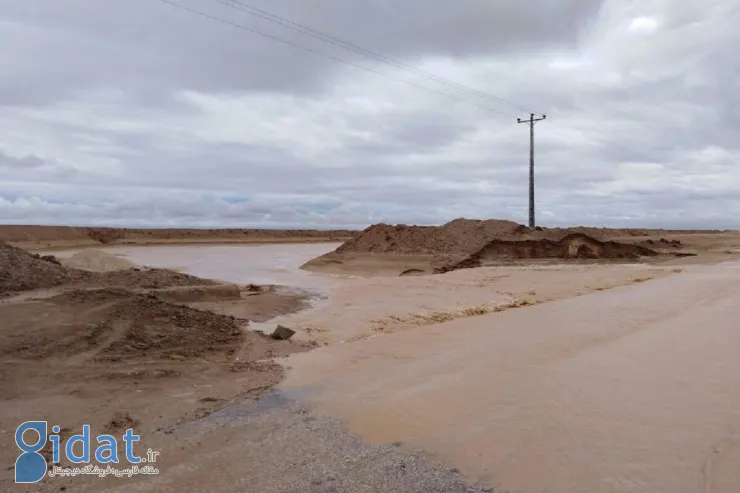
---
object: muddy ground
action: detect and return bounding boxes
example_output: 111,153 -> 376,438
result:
0,242 -> 313,492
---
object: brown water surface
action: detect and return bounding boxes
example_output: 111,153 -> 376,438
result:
51,243 -> 342,290
282,262 -> 740,493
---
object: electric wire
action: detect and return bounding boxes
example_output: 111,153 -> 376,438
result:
157,0 -> 519,118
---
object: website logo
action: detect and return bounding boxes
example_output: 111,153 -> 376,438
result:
15,422 -> 48,483
15,421 -> 159,483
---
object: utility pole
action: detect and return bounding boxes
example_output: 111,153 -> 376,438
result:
517,113 -> 546,228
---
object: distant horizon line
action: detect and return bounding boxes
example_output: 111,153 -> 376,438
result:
0,221 -> 734,233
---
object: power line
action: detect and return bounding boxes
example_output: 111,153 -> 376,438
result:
205,0 -> 663,164
208,0 -> 532,114
156,0 -> 518,118
158,0 -> 661,166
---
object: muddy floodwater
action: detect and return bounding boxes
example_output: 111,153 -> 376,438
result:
45,244 -> 740,492
282,261 -> 740,493
55,242 -> 342,290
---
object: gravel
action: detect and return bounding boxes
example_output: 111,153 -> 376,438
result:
253,406 -> 494,493
90,392 -> 496,493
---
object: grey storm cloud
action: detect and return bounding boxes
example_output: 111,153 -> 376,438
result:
0,151 -> 46,169
1,0 -> 739,228
0,0 -> 601,103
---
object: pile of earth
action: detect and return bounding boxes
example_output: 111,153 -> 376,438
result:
304,218 -> 704,273
2,288 -> 247,362
0,240 -> 72,296
0,241 -> 219,297
334,218 -> 698,257
437,233 -> 661,273
335,218 -> 524,256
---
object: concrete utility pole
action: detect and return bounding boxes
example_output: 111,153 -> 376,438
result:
517,113 -> 546,228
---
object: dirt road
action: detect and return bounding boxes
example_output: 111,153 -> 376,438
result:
282,261 -> 740,493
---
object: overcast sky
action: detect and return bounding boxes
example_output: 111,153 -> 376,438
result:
1,0 -> 738,229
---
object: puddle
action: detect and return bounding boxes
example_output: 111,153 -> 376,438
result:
207,391 -> 293,420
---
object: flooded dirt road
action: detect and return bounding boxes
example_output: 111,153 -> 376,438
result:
269,263 -> 674,344
282,262 -> 740,493
40,243 -> 738,491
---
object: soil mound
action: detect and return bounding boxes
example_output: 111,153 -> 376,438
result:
330,218 -> 672,260
6,288 -> 245,361
438,233 -> 659,272
337,218 -> 522,255
1,241 -> 222,297
61,249 -> 136,272
0,240 -> 71,296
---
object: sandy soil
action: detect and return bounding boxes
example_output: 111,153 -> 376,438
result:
0,289 -> 312,492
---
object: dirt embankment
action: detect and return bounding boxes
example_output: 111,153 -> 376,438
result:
0,225 -> 357,250
0,240 -> 218,297
334,218 -> 722,256
305,218 -> 727,275
437,233 -> 662,273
